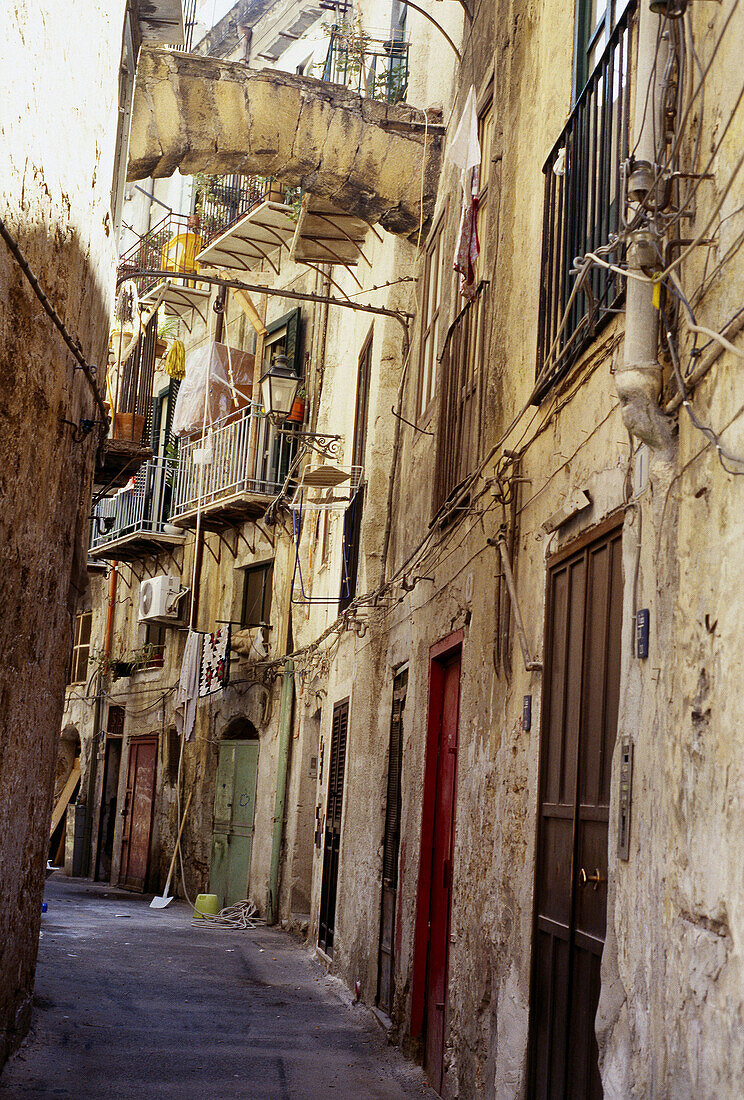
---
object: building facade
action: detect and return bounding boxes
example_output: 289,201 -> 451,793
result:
59,0 -> 744,1096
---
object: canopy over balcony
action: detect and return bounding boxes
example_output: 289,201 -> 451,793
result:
127,47 -> 444,239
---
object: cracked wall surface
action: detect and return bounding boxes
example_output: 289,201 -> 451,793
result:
127,47 -> 444,238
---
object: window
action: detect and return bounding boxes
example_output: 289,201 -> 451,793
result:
418,219 -> 447,418
574,0 -> 633,98
475,92 -> 494,277
535,1 -> 635,398
144,622 -> 166,668
241,561 -> 274,627
111,14 -> 137,233
69,612 -> 92,684
259,308 -> 303,486
340,334 -> 373,611
434,285 -> 488,513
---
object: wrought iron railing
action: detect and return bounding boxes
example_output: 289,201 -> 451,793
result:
90,457 -> 179,550
322,27 -> 409,104
535,2 -> 635,399
171,408 -> 298,518
108,312 -> 158,445
118,175 -> 301,291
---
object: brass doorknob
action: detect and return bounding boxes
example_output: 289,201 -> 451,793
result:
579,867 -> 606,890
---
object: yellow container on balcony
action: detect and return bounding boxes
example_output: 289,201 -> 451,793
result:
160,232 -> 203,285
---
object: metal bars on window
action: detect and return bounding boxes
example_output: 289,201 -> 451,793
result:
535,3 -> 634,400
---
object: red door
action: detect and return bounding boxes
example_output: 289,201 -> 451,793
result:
412,632 -> 462,1095
119,736 -> 157,891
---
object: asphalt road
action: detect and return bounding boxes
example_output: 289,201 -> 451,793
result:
0,875 -> 435,1099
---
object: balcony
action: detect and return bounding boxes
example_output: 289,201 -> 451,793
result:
99,312 -> 159,488
535,2 -> 634,400
321,27 -> 409,105
170,408 -> 298,529
89,458 -> 185,562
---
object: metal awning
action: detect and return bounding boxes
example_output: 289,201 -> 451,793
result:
196,201 -> 297,274
140,279 -> 211,330
289,195 -> 376,268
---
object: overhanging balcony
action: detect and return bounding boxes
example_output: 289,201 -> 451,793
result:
89,458 -> 185,561
321,27 -> 409,105
170,408 -> 298,529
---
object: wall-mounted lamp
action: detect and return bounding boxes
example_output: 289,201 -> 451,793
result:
259,352 -> 300,422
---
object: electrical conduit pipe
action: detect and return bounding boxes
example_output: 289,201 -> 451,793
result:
614,2 -> 674,455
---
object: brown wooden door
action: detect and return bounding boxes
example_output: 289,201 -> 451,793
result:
318,699 -> 349,956
529,520 -> 623,1098
119,736 -> 158,891
377,668 -> 408,1016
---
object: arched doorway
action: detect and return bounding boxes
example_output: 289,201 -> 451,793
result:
209,716 -> 260,907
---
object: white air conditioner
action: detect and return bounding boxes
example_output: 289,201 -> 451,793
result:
139,575 -> 183,623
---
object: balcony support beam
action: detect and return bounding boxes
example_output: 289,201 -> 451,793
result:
127,48 -> 444,239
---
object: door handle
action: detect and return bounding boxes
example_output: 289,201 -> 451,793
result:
579,867 -> 606,890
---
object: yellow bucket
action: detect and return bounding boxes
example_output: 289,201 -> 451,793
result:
193,893 -> 220,919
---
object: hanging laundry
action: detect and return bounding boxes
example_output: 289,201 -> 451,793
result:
448,86 -> 481,301
174,629 -> 202,742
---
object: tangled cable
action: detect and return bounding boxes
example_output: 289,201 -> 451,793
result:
190,899 -> 264,930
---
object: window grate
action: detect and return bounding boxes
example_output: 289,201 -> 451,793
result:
535,2 -> 635,401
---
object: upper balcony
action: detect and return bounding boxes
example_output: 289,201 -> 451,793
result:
321,26 -> 410,106
170,407 -> 299,529
89,457 -> 185,562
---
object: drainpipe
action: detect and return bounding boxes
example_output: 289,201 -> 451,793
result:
266,659 -> 294,925
614,3 -> 674,455
82,562 -> 118,876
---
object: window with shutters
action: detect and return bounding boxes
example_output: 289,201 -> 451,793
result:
261,307 -> 304,486
318,698 -> 350,957
340,333 -> 373,611
69,612 -> 92,684
418,217 -> 447,419
240,560 -> 274,627
433,283 -> 488,514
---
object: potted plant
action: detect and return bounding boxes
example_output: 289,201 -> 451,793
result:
287,385 -> 307,424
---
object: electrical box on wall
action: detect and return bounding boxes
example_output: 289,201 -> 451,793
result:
636,608 -> 650,658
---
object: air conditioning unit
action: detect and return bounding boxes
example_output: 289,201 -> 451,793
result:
139,575 -> 183,623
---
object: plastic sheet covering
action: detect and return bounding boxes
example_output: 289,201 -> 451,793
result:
172,341 -> 254,436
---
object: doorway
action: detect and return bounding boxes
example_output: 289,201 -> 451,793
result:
318,698 -> 349,956
96,737 -> 123,881
209,738 -> 259,908
528,518 -> 623,1098
377,667 -> 408,1016
411,632 -> 463,1095
119,735 -> 158,891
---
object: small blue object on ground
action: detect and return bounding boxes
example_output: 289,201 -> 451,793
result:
41,902 -> 48,913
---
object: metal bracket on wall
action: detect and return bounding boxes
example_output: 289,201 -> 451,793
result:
490,533 -> 543,673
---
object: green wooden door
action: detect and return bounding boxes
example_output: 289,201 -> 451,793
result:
209,740 -> 259,907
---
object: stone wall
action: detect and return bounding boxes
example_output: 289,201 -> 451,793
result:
0,1 -> 124,1063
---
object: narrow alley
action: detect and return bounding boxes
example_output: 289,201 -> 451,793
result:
0,876 -> 434,1100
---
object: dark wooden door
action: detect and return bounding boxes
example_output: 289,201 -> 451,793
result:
318,699 -> 349,956
377,668 -> 408,1015
529,520 -> 623,1098
119,736 -> 157,891
425,651 -> 461,1093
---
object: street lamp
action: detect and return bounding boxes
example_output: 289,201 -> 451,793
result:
259,353 -> 301,422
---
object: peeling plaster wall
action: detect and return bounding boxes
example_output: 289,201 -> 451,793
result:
0,1 -> 124,1064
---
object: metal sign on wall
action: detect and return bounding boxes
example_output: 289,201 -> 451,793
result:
199,626 -> 231,697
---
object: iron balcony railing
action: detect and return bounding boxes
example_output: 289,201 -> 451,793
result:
535,2 -> 635,399
171,408 -> 298,518
118,176 -> 302,292
322,27 -> 409,104
90,457 -> 179,550
108,311 -> 158,445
